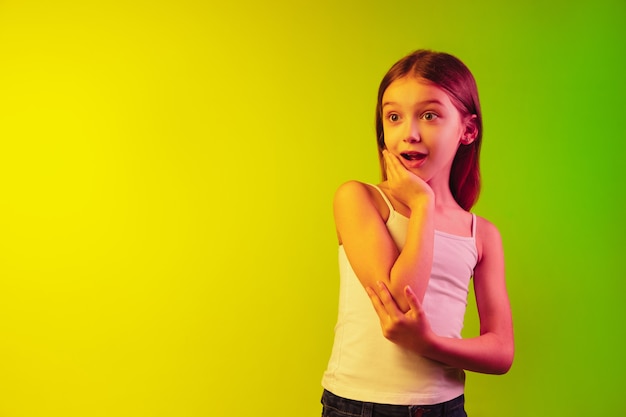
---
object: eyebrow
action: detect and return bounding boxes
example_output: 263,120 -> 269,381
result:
382,99 -> 445,108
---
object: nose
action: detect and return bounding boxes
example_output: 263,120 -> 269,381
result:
403,119 -> 420,143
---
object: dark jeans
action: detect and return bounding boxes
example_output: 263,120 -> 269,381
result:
321,389 -> 467,417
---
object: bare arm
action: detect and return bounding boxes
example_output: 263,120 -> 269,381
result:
334,151 -> 435,311
366,217 -> 514,374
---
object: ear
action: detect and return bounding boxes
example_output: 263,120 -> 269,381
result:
460,114 -> 478,145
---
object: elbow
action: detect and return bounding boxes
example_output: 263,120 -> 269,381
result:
492,359 -> 513,375
491,345 -> 514,375
479,334 -> 514,375
483,327 -> 514,375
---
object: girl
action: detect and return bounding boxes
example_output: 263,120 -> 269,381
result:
321,50 -> 514,417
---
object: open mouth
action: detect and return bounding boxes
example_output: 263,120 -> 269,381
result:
400,152 -> 426,161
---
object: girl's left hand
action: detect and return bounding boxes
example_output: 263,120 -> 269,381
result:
366,281 -> 434,355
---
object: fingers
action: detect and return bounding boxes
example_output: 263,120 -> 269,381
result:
383,150 -> 403,180
403,285 -> 423,315
383,150 -> 393,180
365,286 -> 388,319
366,281 -> 402,319
376,281 -> 404,316
367,282 -> 423,325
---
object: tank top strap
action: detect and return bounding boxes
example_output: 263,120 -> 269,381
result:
471,213 -> 477,239
368,184 -> 395,218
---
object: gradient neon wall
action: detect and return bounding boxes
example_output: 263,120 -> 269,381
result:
0,1 -> 624,416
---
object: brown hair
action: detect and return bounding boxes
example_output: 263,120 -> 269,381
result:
375,50 -> 483,211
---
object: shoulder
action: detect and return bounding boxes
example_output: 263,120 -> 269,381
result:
334,180 -> 369,197
334,181 -> 377,208
334,180 -> 390,221
474,215 -> 503,264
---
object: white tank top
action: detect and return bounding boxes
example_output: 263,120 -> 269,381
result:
322,185 -> 478,405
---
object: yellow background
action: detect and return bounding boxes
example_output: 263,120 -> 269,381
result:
1,0 -> 624,415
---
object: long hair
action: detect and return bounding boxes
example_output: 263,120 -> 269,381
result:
375,50 -> 483,211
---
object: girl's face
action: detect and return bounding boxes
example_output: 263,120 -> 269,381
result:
381,76 -> 475,186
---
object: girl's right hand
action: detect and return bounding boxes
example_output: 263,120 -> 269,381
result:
383,150 -> 434,209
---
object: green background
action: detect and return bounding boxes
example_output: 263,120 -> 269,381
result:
0,0 -> 624,415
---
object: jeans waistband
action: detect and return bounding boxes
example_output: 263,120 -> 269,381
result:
322,390 -> 465,417
374,394 -> 464,415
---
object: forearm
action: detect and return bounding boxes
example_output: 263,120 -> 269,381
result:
388,199 -> 434,309
424,332 -> 514,375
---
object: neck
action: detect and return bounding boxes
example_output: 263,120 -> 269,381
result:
427,175 -> 462,212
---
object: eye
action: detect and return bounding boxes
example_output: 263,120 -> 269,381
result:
422,112 -> 438,121
387,113 -> 400,122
